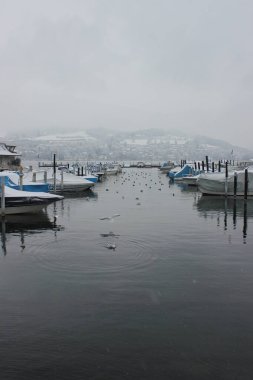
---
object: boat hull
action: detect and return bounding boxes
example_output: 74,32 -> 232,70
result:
1,203 -> 47,215
198,170 -> 253,196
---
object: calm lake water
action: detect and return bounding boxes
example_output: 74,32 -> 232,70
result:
1,168 -> 253,380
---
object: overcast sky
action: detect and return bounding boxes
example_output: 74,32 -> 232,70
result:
0,0 -> 252,148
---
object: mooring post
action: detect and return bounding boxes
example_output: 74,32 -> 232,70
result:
77,168 -> 80,176
218,160 -> 221,172
202,161 -> 205,171
225,161 -> 228,196
212,162 -> 214,173
1,177 -> 5,216
205,156 -> 209,172
81,166 -> 84,176
60,169 -> 64,190
53,153 -> 56,193
244,168 -> 248,200
19,167 -> 24,191
233,172 -> 237,197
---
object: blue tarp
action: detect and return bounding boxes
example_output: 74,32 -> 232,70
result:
3,176 -> 50,192
168,164 -> 197,179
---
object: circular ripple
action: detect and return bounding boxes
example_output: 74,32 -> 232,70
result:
24,232 -> 159,280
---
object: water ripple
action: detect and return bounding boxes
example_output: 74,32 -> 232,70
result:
24,233 -> 159,279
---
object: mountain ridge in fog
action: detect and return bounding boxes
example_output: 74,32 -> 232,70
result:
3,128 -> 253,162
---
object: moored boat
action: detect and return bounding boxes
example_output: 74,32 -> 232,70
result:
197,169 -> 253,196
23,169 -> 95,193
0,176 -> 64,215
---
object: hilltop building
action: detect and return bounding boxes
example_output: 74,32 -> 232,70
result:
0,142 -> 21,171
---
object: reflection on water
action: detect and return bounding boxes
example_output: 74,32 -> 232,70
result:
0,211 -> 64,255
196,196 -> 252,243
61,189 -> 98,200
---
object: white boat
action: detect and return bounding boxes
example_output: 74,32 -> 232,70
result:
174,174 -> 199,186
0,180 -> 63,215
105,164 -> 122,175
197,169 -> 253,196
23,169 -> 95,193
159,161 -> 175,174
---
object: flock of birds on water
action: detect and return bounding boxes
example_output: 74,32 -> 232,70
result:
98,169 -> 175,251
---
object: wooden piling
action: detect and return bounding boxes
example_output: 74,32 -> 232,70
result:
218,160 -> 221,172
212,162 -> 214,173
205,156 -> 209,172
244,169 -> 248,200
60,169 -> 64,190
201,161 -> 205,171
53,154 -> 56,193
19,169 -> 24,191
233,172 -> 237,197
1,177 -> 6,215
225,162 -> 228,196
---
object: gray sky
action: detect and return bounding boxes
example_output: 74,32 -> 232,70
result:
0,0 -> 252,148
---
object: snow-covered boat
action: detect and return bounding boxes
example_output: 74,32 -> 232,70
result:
23,169 -> 95,193
1,171 -> 50,192
105,164 -> 122,175
159,161 -> 175,174
197,169 -> 253,196
168,164 -> 196,179
0,178 -> 63,215
81,174 -> 98,183
174,174 -> 199,186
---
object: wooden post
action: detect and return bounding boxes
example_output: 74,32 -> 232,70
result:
19,168 -> 24,191
212,162 -> 214,172
202,161 -> 205,171
194,162 -> 197,170
1,177 -> 5,215
78,168 -> 80,176
233,172 -> 237,197
244,169 -> 248,200
81,166 -> 84,176
60,169 -> 64,190
218,160 -> 221,172
198,162 -> 200,170
225,161 -> 228,196
53,154 -> 56,193
205,156 -> 209,172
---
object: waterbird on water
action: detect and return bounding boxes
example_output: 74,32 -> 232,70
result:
106,243 -> 116,250
99,214 -> 120,221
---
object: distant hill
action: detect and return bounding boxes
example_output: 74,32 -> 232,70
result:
3,128 -> 253,162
